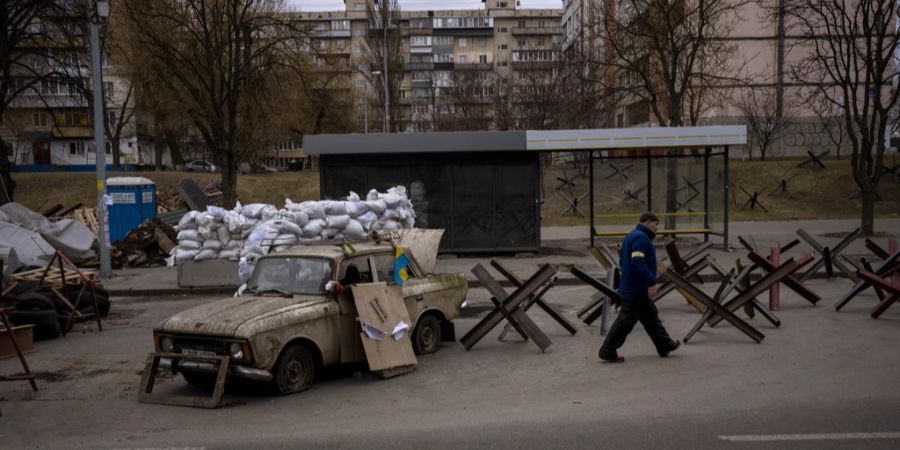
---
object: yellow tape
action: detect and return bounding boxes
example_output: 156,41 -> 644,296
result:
97,180 -> 103,191
631,251 -> 645,258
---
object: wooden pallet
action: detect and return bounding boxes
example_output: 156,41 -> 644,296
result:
73,208 -> 99,235
10,267 -> 99,288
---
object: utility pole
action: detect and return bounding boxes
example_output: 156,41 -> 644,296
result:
91,0 -> 111,278
381,1 -> 389,133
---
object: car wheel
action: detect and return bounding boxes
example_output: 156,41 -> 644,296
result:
413,314 -> 441,355
181,371 -> 217,389
271,344 -> 315,395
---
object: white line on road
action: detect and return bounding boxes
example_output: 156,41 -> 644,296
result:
720,432 -> 900,442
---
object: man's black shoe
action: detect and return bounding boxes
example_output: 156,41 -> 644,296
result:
659,340 -> 681,358
599,349 -> 625,363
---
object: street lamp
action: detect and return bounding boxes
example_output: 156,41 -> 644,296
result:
91,0 -> 111,278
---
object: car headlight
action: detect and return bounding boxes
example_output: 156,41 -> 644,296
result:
160,337 -> 174,352
229,342 -> 244,360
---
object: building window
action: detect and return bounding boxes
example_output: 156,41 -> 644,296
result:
499,2 -> 508,7
29,54 -> 42,69
433,35 -> 452,46
433,53 -> 453,63
411,36 -> 432,46
479,54 -> 487,64
458,55 -> 468,64
332,20 -> 350,30
69,142 -> 85,156
103,81 -> 114,99
518,40 -> 525,47
107,111 -> 117,128
356,80 -> 366,88
32,112 -> 48,127
315,22 -> 327,31
354,28 -> 366,36
355,45 -> 364,54
354,3 -> 365,11
497,61 -> 508,67
316,40 -> 327,50
101,52 -> 112,68
459,38 -> 467,48
335,39 -> 347,49
518,20 -> 526,28
496,27 -> 508,33
497,44 -> 508,51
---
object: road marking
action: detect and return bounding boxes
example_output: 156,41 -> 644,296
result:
720,432 -> 900,442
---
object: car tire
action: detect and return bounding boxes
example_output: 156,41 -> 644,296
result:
413,314 -> 441,355
8,309 -> 61,340
270,344 -> 315,395
181,371 -> 217,389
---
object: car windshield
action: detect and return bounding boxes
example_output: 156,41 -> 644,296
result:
247,257 -> 333,295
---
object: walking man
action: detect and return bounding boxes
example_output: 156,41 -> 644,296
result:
598,212 -> 680,363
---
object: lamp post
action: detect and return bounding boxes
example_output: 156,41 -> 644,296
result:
91,0 -> 111,278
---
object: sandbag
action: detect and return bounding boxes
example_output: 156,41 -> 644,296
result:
342,219 -> 365,239
179,240 -> 201,250
177,229 -> 199,241
356,210 -> 378,230
202,240 -> 223,250
302,219 -> 325,238
216,226 -> 231,245
345,201 -> 368,217
174,248 -> 200,261
218,249 -> 239,260
194,249 -> 218,260
287,211 -> 309,227
326,215 -> 350,229
363,199 -> 387,214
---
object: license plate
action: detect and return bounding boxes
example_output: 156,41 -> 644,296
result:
181,348 -> 216,358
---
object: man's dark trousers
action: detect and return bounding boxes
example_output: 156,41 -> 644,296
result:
600,292 -> 674,356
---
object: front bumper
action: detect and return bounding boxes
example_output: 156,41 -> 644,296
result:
158,356 -> 273,382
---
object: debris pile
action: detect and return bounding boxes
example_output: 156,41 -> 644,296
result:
111,218 -> 177,268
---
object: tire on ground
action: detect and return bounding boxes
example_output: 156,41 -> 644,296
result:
8,309 -> 62,340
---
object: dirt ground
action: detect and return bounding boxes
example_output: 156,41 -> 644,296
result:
11,157 -> 900,226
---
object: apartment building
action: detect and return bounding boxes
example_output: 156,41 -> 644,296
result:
560,0 -> 884,157
1,10 -> 169,170
298,0 -> 563,132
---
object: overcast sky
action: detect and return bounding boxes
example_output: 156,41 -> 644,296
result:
289,1 -> 562,11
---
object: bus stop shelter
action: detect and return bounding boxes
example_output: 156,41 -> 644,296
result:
305,125 -> 746,253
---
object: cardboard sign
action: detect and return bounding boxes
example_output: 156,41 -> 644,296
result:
351,283 -> 417,373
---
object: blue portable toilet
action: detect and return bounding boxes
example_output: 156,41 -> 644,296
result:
107,177 -> 157,242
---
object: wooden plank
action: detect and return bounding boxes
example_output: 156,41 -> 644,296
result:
351,283 -> 417,371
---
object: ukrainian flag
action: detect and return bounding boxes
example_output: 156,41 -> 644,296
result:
393,246 -> 410,285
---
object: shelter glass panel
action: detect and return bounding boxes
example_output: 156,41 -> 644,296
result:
451,164 -> 494,249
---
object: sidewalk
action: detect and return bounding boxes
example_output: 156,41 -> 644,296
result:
104,218 -> 899,296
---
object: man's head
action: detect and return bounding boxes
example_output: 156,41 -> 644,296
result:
639,212 -> 660,233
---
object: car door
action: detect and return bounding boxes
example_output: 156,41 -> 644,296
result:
370,251 -> 431,324
336,254 -> 376,364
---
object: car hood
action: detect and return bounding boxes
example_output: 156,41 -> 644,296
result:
159,294 -> 327,337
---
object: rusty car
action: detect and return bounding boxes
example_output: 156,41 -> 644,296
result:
150,237 -> 467,395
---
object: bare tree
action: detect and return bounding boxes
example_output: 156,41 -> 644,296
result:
364,0 -> 402,132
121,0 -> 314,207
738,88 -> 784,160
781,0 -> 900,235
0,0 -> 69,201
439,69 -> 493,131
596,0 -> 750,226
807,91 -> 848,160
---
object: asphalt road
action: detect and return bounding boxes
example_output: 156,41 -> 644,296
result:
1,278 -> 899,449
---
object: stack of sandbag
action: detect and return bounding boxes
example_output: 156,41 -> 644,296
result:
170,186 -> 416,278
170,206 -> 247,263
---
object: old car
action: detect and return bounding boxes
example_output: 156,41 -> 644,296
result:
151,240 -> 467,395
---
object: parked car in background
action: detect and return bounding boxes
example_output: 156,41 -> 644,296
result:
185,160 -> 216,172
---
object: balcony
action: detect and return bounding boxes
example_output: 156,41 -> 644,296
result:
432,28 -> 493,37
410,46 -> 432,54
511,27 -> 563,36
316,29 -> 351,38
405,62 -> 434,70
511,61 -> 557,70
455,63 -> 493,71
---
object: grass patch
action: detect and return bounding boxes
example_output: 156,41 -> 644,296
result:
11,157 -> 899,225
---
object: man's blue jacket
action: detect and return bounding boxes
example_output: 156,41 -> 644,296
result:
618,223 -> 658,295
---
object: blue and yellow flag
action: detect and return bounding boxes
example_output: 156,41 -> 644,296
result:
393,245 -> 410,285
